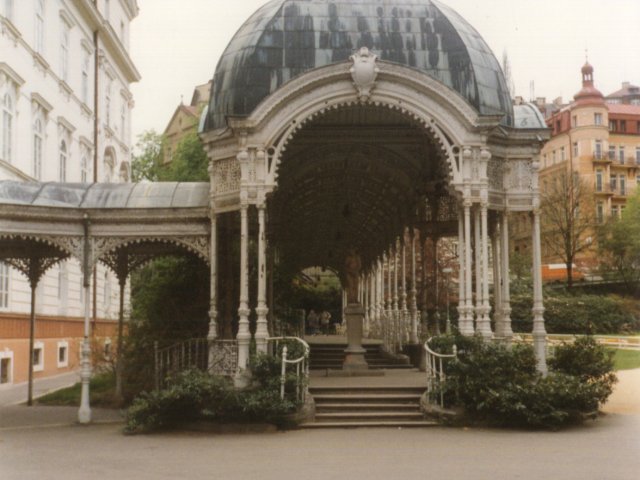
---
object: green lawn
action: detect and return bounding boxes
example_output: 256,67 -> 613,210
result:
37,372 -> 122,408
610,349 -> 640,371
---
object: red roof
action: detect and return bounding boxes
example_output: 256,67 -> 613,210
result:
608,104 -> 640,116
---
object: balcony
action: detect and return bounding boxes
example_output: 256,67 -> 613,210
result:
592,154 -> 611,164
594,185 -> 613,196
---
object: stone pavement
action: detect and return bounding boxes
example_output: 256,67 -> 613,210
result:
0,371 -> 80,407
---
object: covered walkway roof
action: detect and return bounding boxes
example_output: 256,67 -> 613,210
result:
0,182 -> 210,210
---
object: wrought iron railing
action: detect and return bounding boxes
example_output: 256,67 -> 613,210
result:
424,337 -> 457,408
154,338 -> 238,391
267,336 -> 310,403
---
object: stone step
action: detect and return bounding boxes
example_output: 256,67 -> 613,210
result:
310,364 -> 414,370
299,420 -> 438,429
316,403 -> 421,412
315,412 -> 425,422
312,394 -> 423,403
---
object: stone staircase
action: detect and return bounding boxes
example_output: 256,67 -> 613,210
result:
300,385 -> 436,428
309,343 -> 414,371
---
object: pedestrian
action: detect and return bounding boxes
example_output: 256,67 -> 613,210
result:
320,310 -> 332,334
307,309 -> 319,335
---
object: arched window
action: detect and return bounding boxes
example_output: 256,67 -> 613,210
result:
1,93 -> 13,163
59,140 -> 67,182
35,0 -> 45,54
33,118 -> 43,179
104,148 -> 115,183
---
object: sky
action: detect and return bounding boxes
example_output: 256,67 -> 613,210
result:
130,0 -> 640,142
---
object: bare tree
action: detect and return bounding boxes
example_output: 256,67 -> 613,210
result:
540,170 -> 595,288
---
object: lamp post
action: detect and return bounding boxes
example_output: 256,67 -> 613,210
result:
442,267 -> 453,334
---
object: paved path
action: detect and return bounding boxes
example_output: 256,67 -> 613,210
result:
0,412 -> 638,479
0,371 -> 80,407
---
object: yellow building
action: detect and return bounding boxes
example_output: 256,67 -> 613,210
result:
162,81 -> 211,164
533,63 -> 640,276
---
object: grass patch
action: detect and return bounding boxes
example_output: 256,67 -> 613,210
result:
37,372 -> 122,408
610,349 -> 640,371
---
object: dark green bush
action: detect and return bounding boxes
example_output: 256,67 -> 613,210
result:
438,335 -> 617,430
510,293 -> 639,334
124,365 -> 296,434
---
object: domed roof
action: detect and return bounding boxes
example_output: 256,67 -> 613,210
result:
204,0 -> 513,131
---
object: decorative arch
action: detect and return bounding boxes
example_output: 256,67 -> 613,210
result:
235,61 -> 491,189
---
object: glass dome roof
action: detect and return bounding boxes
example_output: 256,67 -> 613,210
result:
204,0 -> 513,130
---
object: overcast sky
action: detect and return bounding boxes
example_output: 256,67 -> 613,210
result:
130,0 -> 640,141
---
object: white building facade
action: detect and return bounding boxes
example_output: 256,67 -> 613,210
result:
0,0 -> 139,387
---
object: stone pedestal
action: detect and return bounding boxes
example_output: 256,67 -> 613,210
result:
343,304 -> 369,371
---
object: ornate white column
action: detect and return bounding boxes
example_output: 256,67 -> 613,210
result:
254,204 -> 269,353
532,208 -> 548,374
78,215 -> 92,424
368,273 -> 375,336
410,230 -> 419,343
478,202 -> 493,338
461,201 -> 474,335
492,219 -> 503,337
392,242 -> 399,348
208,213 -> 218,342
401,236 -> 408,341
235,204 -> 251,384
501,211 -> 514,340
457,211 -> 467,334
474,208 -> 482,332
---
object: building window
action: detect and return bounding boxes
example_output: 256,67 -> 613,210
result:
594,113 -> 603,126
33,342 -> 44,372
1,92 -> 13,163
560,147 -> 566,161
57,341 -> 69,368
33,118 -> 43,179
619,147 -> 625,164
611,205 -> 619,218
620,176 -> 626,196
4,0 -> 13,21
594,140 -> 602,159
105,81 -> 112,127
572,115 -> 577,128
608,145 -> 616,161
552,150 -> 556,164
35,0 -> 45,54
0,262 -> 9,309
81,50 -> 90,105
59,140 -> 67,182
60,20 -> 70,82
596,202 -> 604,224
610,175 -> 617,191
620,120 -> 627,133
120,103 -> 126,138
103,270 -> 111,311
595,170 -> 603,192
0,350 -> 13,385
104,339 -> 112,359
636,147 -> 640,165
609,120 -> 617,131
81,155 -> 89,183
573,142 -> 579,158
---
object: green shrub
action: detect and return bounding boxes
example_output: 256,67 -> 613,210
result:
438,335 -> 616,430
510,293 -> 639,334
125,358 -> 299,434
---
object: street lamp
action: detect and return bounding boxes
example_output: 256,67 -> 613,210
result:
442,267 -> 453,334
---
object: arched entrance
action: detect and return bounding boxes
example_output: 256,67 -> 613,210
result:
202,54 -> 550,381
